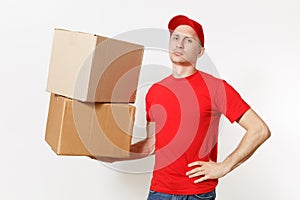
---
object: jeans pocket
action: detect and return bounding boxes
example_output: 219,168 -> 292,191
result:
193,190 -> 216,200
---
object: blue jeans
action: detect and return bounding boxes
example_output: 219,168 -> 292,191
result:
147,190 -> 216,200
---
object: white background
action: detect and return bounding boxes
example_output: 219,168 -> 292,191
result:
0,0 -> 299,199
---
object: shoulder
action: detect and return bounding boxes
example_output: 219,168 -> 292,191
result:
198,71 -> 222,82
197,71 -> 225,90
148,74 -> 173,91
146,74 -> 173,99
197,71 -> 243,101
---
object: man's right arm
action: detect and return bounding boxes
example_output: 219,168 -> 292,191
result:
90,122 -> 155,162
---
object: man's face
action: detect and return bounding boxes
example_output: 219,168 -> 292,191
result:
169,25 -> 204,66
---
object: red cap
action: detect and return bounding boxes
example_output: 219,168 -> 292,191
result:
168,15 -> 205,47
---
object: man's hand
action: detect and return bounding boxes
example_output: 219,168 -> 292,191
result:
88,155 -> 121,163
88,136 -> 155,162
186,160 -> 228,183
130,136 -> 155,159
88,122 -> 156,162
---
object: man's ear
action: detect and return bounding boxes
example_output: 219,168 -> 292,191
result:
198,47 -> 205,58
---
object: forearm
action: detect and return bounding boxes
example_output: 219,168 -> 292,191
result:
222,125 -> 270,174
130,136 -> 155,157
186,109 -> 271,183
128,121 -> 156,159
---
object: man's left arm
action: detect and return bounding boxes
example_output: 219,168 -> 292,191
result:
186,108 -> 271,183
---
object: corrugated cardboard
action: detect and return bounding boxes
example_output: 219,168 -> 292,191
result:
46,29 -> 144,103
45,94 -> 135,158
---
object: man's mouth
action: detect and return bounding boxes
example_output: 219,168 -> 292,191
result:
172,51 -> 183,56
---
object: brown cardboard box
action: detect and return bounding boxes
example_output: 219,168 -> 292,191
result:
45,94 -> 135,158
46,29 -> 144,103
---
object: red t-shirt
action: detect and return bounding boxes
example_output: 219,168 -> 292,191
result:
146,70 -> 250,195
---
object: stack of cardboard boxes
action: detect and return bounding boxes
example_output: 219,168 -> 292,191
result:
45,29 -> 144,158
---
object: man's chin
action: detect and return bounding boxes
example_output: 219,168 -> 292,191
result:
170,55 -> 183,62
170,57 -> 191,66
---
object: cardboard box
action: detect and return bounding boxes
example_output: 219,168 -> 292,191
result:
45,94 -> 135,158
46,29 -> 144,103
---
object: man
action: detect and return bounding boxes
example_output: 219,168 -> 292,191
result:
93,15 -> 271,200
130,15 -> 271,200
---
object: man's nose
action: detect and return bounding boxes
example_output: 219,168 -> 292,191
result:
176,39 -> 184,48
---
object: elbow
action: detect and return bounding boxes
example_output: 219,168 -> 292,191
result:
266,126 -> 271,139
259,124 -> 271,142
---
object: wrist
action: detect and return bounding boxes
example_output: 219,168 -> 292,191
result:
220,161 -> 233,176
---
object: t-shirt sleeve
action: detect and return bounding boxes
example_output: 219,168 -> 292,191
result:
215,80 -> 251,123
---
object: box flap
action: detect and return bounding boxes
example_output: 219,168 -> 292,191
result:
46,29 -> 97,101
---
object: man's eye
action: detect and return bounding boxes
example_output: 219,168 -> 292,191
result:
187,39 -> 193,43
173,37 -> 178,40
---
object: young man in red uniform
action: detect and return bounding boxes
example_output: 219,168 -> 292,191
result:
92,15 -> 271,199
130,15 -> 271,200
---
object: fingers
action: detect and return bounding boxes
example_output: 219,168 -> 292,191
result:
88,156 -> 116,163
186,167 -> 203,176
188,159 -> 214,167
194,176 -> 208,183
186,160 -> 208,176
187,168 -> 209,183
187,169 -> 206,178
88,155 -> 96,159
186,160 -> 215,183
188,160 -> 205,167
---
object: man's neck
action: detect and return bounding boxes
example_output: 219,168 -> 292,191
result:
172,64 -> 197,78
